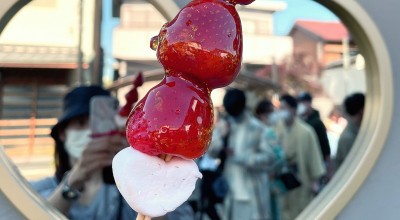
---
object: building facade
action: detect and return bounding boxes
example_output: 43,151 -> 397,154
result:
0,0 -> 98,120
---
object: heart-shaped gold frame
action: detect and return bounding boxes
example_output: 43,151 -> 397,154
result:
299,1 -> 393,218
0,0 -> 394,219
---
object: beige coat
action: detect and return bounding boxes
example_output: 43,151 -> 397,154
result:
276,118 -> 326,220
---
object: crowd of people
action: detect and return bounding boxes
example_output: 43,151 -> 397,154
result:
197,88 -> 365,220
29,85 -> 365,220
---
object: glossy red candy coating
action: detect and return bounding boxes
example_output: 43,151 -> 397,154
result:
133,72 -> 144,87
118,73 -> 143,117
126,75 -> 214,159
156,0 -> 242,89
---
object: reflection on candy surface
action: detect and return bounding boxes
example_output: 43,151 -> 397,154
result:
112,147 -> 202,217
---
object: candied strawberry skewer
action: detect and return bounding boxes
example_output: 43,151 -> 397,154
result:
128,0 -> 244,160
113,0 -> 254,219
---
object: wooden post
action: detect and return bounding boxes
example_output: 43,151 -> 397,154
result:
28,115 -> 36,155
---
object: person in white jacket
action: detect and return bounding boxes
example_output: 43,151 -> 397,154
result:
209,88 -> 276,220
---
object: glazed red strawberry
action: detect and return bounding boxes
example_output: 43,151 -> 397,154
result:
126,75 -> 213,159
154,0 -> 243,89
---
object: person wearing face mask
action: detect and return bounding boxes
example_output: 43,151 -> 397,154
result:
297,92 -> 331,165
209,88 -> 276,220
275,94 -> 326,220
297,92 -> 332,188
30,86 -> 135,219
254,99 -> 286,220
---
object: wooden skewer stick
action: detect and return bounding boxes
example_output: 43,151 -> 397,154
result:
165,154 -> 173,162
136,213 -> 152,220
136,213 -> 145,220
136,154 -> 173,220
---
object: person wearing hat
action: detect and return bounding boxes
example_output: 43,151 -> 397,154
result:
31,85 -> 135,219
30,85 -> 197,220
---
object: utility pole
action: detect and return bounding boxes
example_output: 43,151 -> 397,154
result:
77,0 -> 84,85
342,36 -> 350,95
92,0 -> 103,86
342,37 -> 350,70
271,56 -> 278,84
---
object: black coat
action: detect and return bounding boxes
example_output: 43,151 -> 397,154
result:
303,109 -> 331,160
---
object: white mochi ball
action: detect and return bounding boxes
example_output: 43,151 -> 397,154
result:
112,147 -> 202,217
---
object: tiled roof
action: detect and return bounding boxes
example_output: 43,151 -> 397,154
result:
291,20 -> 349,42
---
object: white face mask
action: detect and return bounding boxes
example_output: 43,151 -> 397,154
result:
297,103 -> 307,116
65,128 -> 92,159
268,110 -> 291,124
267,111 -> 280,125
278,110 -> 291,121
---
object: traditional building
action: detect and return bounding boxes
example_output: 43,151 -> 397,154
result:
289,20 -> 356,73
0,0 -> 98,120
